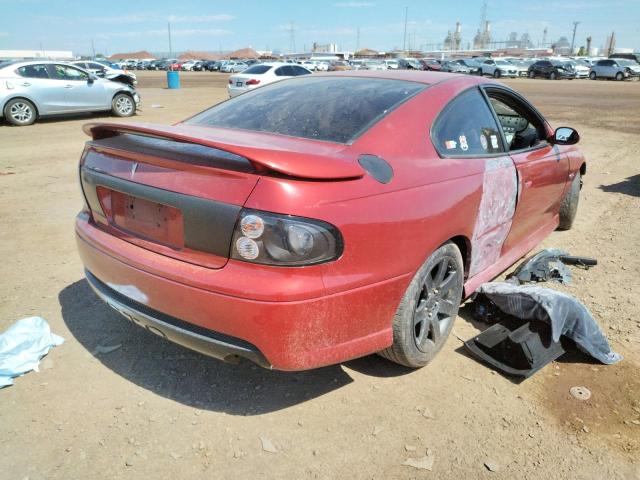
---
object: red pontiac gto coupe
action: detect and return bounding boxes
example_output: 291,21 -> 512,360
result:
75,71 -> 585,370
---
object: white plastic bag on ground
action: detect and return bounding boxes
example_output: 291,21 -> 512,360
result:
0,317 -> 64,388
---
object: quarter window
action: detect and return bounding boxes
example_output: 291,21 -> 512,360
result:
432,88 -> 503,156
291,66 -> 311,76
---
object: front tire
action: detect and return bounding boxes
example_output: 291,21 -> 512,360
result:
528,71 -> 535,78
549,71 -> 557,80
558,172 -> 581,230
111,93 -> 136,117
493,69 -> 501,78
615,72 -> 624,81
4,98 -> 37,126
589,71 -> 596,80
379,242 -> 464,368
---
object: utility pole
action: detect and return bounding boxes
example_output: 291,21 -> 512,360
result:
167,21 -> 173,57
570,21 -> 579,54
91,39 -> 96,59
287,21 -> 296,53
402,6 -> 408,52
356,27 -> 360,53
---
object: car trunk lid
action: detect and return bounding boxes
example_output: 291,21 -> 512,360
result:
80,122 -> 363,269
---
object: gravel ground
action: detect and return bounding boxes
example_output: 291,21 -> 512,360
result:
1,71 -> 639,479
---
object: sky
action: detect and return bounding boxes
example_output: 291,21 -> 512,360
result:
0,0 -> 638,55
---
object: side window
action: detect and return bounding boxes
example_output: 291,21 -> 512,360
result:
487,91 -> 546,152
274,67 -> 287,77
51,64 -> 89,81
16,64 -> 50,79
432,88 -> 503,156
88,62 -> 105,70
292,66 -> 311,76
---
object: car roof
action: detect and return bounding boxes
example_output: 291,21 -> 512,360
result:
314,69 -> 485,86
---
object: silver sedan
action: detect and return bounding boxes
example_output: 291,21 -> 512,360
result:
0,60 -> 140,126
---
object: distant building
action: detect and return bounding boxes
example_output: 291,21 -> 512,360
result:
473,21 -> 491,49
312,43 -> 339,53
0,49 -> 74,60
443,22 -> 462,51
552,36 -> 571,55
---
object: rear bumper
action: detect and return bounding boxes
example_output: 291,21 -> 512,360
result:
76,214 -> 406,370
86,270 -> 271,368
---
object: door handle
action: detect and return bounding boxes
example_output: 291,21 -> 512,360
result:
20,82 -> 31,87
64,84 -> 74,88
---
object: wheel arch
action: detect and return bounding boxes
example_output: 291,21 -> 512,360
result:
445,235 -> 471,280
112,89 -> 134,101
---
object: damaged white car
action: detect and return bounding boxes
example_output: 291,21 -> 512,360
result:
0,60 -> 140,126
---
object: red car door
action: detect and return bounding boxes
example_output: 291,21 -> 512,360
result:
483,87 -> 569,254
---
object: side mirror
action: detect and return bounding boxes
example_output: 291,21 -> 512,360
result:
550,127 -> 579,145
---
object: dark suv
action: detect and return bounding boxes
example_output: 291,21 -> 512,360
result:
527,59 -> 576,79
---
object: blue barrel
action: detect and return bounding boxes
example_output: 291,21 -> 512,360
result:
167,71 -> 180,89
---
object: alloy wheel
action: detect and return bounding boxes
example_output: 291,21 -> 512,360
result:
115,96 -> 133,115
412,255 -> 459,352
10,102 -> 33,123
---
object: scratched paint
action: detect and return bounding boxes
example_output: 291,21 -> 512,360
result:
469,157 -> 518,277
106,283 -> 149,304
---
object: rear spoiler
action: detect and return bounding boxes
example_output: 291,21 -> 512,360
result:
83,122 -> 365,181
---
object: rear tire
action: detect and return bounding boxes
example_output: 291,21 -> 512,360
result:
4,98 -> 37,126
378,242 -> 464,368
111,93 -> 136,117
558,172 -> 581,230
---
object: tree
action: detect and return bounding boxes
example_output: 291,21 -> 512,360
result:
577,46 -> 586,56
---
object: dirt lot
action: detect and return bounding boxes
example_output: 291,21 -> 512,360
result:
1,71 -> 639,479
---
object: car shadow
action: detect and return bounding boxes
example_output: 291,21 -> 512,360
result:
599,174 -> 640,197
59,279 -> 413,414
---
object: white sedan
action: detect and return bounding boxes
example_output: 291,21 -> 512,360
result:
227,62 -> 312,97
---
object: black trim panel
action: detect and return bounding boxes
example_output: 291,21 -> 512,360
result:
81,166 -> 241,257
85,270 -> 271,368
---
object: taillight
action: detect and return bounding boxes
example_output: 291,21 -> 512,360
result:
231,209 -> 342,266
246,79 -> 260,85
228,78 -> 233,84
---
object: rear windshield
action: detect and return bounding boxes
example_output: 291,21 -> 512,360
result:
243,64 -> 271,74
186,77 -> 426,143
